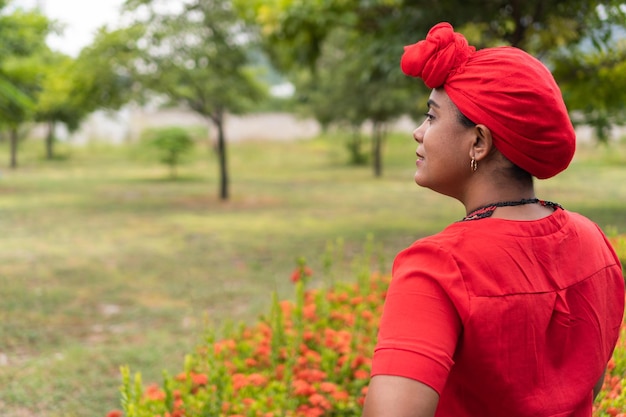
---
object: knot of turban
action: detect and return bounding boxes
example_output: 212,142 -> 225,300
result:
401,22 -> 576,179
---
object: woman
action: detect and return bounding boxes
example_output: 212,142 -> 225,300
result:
362,23 -> 625,417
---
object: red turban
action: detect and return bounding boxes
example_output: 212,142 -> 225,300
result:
401,22 -> 576,179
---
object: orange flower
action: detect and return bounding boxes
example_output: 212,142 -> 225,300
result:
145,383 -> 166,401
280,300 -> 293,317
331,390 -> 349,401
232,373 -> 249,390
191,372 -> 208,386
248,373 -> 268,387
319,382 -> 338,393
254,343 -> 272,358
257,321 -> 272,336
608,407 -> 621,417
245,357 -> 258,367
361,310 -> 374,321
291,266 -> 313,283
292,379 -> 316,396
296,405 -> 325,417
308,393 -> 332,410
275,364 -> 285,380
354,369 -> 369,380
351,354 -> 369,370
303,303 -> 316,320
351,295 -> 364,306
214,339 -> 237,355
295,368 -> 327,383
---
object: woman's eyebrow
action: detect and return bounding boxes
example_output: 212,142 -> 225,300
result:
427,99 -> 440,109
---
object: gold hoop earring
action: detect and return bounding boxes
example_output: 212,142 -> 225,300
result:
470,157 -> 477,172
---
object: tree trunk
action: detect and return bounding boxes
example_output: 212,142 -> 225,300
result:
46,120 -> 56,160
10,127 -> 18,169
372,121 -> 384,178
214,111 -> 229,200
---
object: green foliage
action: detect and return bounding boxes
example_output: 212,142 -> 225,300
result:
141,126 -> 195,179
113,262 -> 384,417
73,24 -> 146,113
0,4 -> 54,168
240,0 -> 626,150
3,138 -> 626,417
553,38 -> 626,142
124,0 -> 268,199
0,6 -> 51,123
109,238 -> 626,416
124,0 -> 267,118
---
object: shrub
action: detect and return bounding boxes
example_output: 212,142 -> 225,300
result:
109,237 -> 626,417
141,127 -> 195,179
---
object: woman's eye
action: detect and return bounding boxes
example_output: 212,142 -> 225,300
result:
424,113 -> 434,122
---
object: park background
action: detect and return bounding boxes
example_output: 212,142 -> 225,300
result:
1,0 -> 626,416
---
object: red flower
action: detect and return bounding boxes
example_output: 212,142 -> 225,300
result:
275,364 -> 285,380
361,310 -> 375,321
145,383 -> 166,401
296,405 -> 325,417
354,369 -> 369,380
303,303 -> 317,320
106,411 -> 123,417
245,357 -> 258,367
332,390 -> 349,401
295,368 -> 327,383
191,372 -> 208,386
292,379 -> 316,396
290,266 -> 313,283
232,373 -> 249,390
308,393 -> 332,410
248,373 -> 268,387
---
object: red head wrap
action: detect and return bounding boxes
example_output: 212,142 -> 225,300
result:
401,22 -> 576,179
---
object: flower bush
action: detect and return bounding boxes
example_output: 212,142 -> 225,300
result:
594,235 -> 626,417
109,236 -> 626,417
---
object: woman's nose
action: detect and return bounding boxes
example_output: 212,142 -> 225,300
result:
413,123 -> 425,143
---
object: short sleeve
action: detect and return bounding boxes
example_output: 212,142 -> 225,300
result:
371,242 -> 463,395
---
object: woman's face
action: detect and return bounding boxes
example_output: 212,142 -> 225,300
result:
413,88 -> 476,198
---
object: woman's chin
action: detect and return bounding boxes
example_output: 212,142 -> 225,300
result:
414,172 -> 425,187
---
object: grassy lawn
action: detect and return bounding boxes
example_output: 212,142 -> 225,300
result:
0,132 -> 625,417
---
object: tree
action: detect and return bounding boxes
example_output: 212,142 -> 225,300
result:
242,0 -> 626,169
552,31 -> 626,142
72,24 -> 145,115
293,26 -> 415,176
124,0 -> 267,200
35,53 -> 86,159
0,5 -> 52,168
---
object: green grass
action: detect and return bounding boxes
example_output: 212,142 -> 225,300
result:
0,134 -> 625,417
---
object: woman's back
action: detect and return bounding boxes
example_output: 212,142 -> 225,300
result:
432,209 -> 624,416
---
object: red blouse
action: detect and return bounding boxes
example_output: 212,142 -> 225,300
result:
371,209 -> 625,417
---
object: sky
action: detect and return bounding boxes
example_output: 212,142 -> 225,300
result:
14,0 -> 126,57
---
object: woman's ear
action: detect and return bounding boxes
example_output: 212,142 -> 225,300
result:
471,124 -> 493,162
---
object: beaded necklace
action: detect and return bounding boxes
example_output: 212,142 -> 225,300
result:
462,198 -> 563,221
